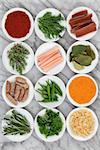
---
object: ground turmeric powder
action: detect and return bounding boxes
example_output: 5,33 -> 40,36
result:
69,76 -> 96,104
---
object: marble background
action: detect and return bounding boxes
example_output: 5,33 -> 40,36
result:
0,0 -> 100,150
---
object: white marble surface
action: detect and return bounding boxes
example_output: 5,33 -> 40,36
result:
0,0 -> 100,150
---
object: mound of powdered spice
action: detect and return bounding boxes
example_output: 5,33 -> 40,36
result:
5,11 -> 31,38
69,76 -> 96,104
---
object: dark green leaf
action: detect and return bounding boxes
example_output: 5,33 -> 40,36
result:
74,54 -> 93,66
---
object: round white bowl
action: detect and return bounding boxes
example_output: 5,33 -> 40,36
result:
66,41 -> 99,73
66,6 -> 99,41
35,42 -> 67,75
35,108 -> 65,142
2,8 -> 34,41
2,108 -> 34,142
66,107 -> 98,141
35,75 -> 66,108
2,41 -> 34,75
35,8 -> 65,42
66,74 -> 98,107
2,75 -> 34,108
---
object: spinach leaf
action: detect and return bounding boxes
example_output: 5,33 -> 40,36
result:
37,109 -> 63,137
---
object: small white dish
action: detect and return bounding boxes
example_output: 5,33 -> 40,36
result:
2,108 -> 34,142
67,41 -> 99,73
35,42 -> 67,75
66,74 -> 98,107
35,8 -> 65,42
66,7 -> 99,41
2,8 -> 34,41
35,108 -> 65,142
35,75 -> 66,108
2,75 -> 34,108
66,107 -> 98,141
2,41 -> 34,75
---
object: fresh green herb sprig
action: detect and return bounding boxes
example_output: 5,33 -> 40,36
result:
37,80 -> 63,103
3,110 -> 31,135
8,44 -> 30,74
70,45 -> 95,69
38,12 -> 64,39
37,109 -> 63,137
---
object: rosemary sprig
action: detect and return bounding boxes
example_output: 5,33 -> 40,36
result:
3,110 -> 31,135
8,44 -> 30,74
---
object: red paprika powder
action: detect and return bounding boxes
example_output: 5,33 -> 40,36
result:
5,11 -> 31,38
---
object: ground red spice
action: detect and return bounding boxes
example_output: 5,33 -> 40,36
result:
5,11 -> 31,38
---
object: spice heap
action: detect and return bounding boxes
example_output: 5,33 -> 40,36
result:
38,12 -> 64,39
69,10 -> 96,37
37,109 -> 63,137
37,46 -> 63,72
70,45 -> 95,70
8,44 -> 30,74
5,11 -> 31,38
69,76 -> 96,104
69,109 -> 95,137
6,77 -> 29,105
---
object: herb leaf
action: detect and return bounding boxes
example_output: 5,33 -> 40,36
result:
38,12 -> 64,39
3,110 -> 31,135
8,44 -> 30,74
74,54 -> 93,66
70,45 -> 95,67
37,109 -> 63,137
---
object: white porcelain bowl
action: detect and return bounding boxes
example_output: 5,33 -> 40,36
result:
35,108 -> 65,142
35,75 -> 66,108
35,42 -> 67,75
2,108 -> 34,142
66,74 -> 98,107
35,8 -> 65,42
66,107 -> 98,141
67,41 -> 99,73
66,7 -> 99,41
2,75 -> 34,108
2,7 -> 34,41
2,41 -> 34,75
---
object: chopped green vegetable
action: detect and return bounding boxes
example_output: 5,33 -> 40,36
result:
37,80 -> 63,103
38,12 -> 64,39
3,110 -> 31,135
8,44 -> 30,74
70,45 -> 95,68
37,109 -> 63,137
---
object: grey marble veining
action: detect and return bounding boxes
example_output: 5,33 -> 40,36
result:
0,0 -> 100,150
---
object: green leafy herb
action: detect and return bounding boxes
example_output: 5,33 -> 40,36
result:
3,110 -> 31,135
85,46 -> 95,60
70,45 -> 95,68
37,109 -> 63,137
37,80 -> 63,103
38,12 -> 64,39
74,54 -> 92,66
8,44 -> 30,74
